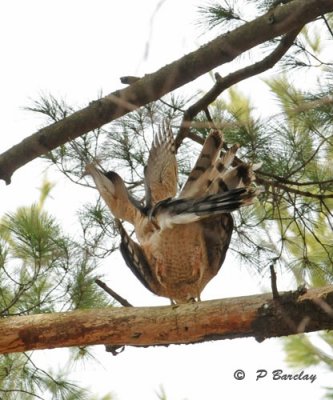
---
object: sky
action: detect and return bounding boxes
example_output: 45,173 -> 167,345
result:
0,1 -> 332,399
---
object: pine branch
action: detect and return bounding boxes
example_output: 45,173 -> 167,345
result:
257,171 -> 333,187
322,14 -> 333,37
291,94 -> 333,114
175,27 -> 302,148
0,389 -> 44,400
1,0 -> 333,184
256,176 -> 333,199
1,285 -> 333,354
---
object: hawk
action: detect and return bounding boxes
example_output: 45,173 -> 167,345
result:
85,122 -> 260,304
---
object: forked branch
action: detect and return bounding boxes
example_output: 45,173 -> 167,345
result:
175,27 -> 301,148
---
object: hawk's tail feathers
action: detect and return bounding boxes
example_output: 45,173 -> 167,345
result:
151,187 -> 261,229
207,145 -> 262,194
179,129 -> 224,198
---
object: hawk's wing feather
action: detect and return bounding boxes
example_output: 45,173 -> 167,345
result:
115,219 -> 160,295
144,121 -> 178,206
151,187 -> 258,229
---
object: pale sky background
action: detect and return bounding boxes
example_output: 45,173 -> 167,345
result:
0,1 -> 332,399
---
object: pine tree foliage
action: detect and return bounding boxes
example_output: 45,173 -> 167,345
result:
1,0 -> 333,398
0,182 -> 113,399
0,352 -> 90,400
284,334 -> 333,398
197,0 -> 246,31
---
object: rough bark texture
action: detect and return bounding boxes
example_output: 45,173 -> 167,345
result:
1,0 -> 333,183
0,286 -> 332,354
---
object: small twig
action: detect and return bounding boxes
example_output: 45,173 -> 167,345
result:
203,108 -> 215,128
120,76 -> 141,85
270,264 -> 280,299
96,277 -> 132,356
293,41 -> 333,67
256,176 -> 333,199
187,131 -> 205,145
158,97 -> 186,113
0,389 -> 44,400
257,170 -> 333,187
322,15 -> 333,38
284,136 -> 329,179
95,279 -> 133,307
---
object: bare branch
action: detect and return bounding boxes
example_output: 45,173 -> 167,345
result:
256,176 -> 333,199
1,0 -> 333,184
1,286 -> 333,354
322,14 -> 333,38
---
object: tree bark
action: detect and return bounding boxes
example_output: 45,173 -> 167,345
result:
0,286 -> 332,354
1,0 -> 333,184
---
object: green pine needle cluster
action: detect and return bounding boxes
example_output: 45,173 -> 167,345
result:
0,182 -> 113,399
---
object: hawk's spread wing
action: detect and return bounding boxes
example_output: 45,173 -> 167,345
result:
144,121 -> 178,206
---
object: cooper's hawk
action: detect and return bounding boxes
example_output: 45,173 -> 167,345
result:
85,122 -> 260,304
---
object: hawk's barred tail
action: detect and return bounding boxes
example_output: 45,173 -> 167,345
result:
150,187 -> 259,229
179,129 -> 261,199
179,129 -> 224,198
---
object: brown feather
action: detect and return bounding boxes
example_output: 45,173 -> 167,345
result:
144,121 -> 178,205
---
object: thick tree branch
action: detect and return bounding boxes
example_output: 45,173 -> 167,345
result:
0,285 -> 333,354
1,0 -> 333,184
